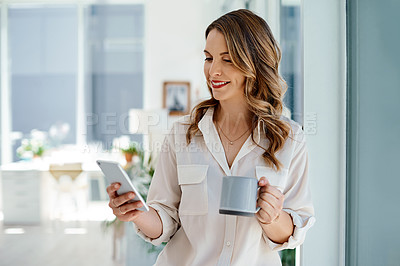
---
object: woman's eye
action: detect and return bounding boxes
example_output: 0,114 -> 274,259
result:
204,58 -> 213,62
223,59 -> 232,63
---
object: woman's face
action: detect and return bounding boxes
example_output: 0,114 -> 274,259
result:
204,29 -> 246,103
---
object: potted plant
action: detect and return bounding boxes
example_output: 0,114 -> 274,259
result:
16,138 -> 47,160
120,141 -> 140,164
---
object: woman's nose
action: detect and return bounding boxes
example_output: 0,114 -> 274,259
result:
209,61 -> 222,77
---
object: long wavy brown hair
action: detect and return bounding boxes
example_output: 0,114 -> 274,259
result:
186,9 -> 291,171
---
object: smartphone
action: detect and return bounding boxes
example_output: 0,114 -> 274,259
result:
96,160 -> 149,212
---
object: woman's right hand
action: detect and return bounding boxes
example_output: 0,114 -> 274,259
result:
106,182 -> 145,222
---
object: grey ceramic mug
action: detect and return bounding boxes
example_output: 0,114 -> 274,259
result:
219,176 -> 261,217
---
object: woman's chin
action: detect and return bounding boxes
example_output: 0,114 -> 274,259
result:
212,92 -> 242,103
211,90 -> 224,101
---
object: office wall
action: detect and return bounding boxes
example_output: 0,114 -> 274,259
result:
303,0 -> 347,265
143,0 -> 222,112
346,0 -> 400,265
141,0 -> 225,151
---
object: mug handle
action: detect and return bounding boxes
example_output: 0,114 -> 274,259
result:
255,182 -> 262,213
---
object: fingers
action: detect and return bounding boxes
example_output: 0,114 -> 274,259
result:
256,208 -> 280,224
256,198 -> 281,224
258,177 -> 281,197
106,183 -> 120,199
118,201 -> 144,215
108,191 -> 136,209
258,177 -> 268,187
257,191 -> 282,220
257,177 -> 268,198
259,192 -> 283,208
258,177 -> 284,204
112,206 -> 142,222
116,209 -> 143,222
256,177 -> 284,224
106,182 -> 144,222
259,183 -> 283,201
256,207 -> 274,223
257,197 -> 277,214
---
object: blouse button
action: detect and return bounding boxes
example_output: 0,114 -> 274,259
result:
226,241 -> 231,247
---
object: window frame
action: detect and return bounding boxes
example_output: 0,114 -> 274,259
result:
0,0 -> 145,164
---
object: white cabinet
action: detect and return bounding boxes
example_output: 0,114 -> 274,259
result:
1,170 -> 48,225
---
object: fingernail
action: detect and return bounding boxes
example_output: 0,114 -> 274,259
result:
114,183 -> 119,189
129,193 -> 135,199
137,203 -> 143,208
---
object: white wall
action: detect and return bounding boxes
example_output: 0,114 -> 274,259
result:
302,0 -> 346,265
142,0 -> 225,151
143,0 -> 220,112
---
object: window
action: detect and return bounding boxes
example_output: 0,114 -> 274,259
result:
0,2 -> 145,163
9,5 -> 78,161
280,0 -> 302,124
86,4 -> 144,149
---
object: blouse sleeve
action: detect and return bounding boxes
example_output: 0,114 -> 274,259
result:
133,126 -> 181,246
264,128 -> 316,251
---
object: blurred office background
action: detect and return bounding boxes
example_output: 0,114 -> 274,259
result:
0,0 -> 399,266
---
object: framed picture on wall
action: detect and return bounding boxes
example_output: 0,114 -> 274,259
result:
163,81 -> 191,116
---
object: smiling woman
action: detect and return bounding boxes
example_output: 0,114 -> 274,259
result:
189,9 -> 291,172
0,1 -> 312,266
203,30 -> 246,103
106,9 -> 315,266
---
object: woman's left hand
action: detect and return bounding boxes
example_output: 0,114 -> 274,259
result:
256,176 -> 284,225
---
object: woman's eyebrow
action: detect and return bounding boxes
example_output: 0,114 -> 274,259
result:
203,50 -> 229,56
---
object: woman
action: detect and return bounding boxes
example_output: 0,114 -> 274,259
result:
107,9 -> 315,265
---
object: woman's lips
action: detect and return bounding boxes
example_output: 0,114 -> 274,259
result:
211,80 -> 230,89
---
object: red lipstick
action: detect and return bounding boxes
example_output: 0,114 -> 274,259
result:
211,80 -> 230,89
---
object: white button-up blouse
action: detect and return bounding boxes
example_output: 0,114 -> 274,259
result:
134,107 -> 315,266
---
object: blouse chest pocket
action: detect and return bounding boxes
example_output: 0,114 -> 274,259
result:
177,165 -> 209,215
256,166 -> 289,193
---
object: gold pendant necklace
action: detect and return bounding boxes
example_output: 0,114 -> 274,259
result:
216,122 -> 251,145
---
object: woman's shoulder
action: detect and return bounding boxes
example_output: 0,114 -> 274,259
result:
280,116 -> 305,143
168,115 -> 191,137
172,114 -> 191,129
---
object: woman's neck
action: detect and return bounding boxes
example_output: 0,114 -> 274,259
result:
214,101 -> 253,129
